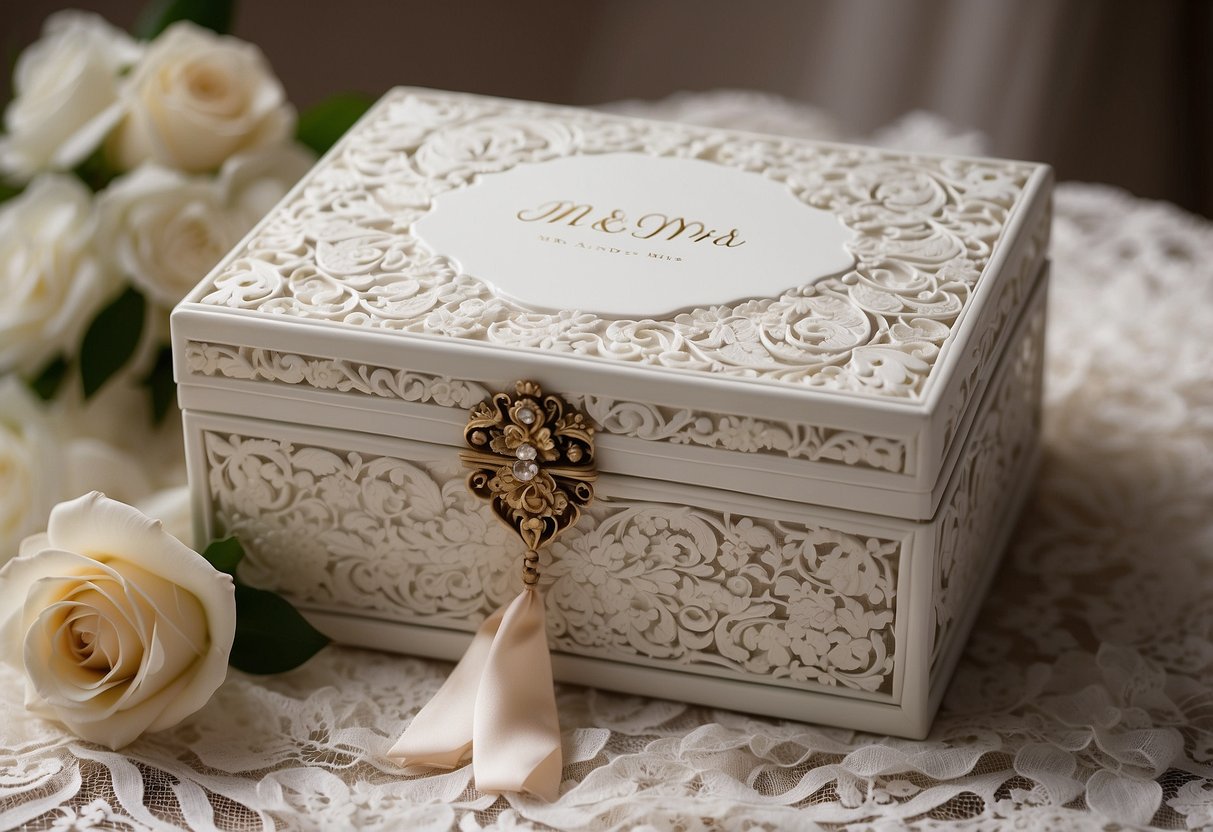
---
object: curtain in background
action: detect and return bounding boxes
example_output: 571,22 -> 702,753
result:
570,0 -> 1210,217
5,0 -> 1209,216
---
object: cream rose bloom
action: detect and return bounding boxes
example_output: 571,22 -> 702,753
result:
98,144 -> 312,307
48,300 -> 187,490
97,166 -> 238,308
51,375 -> 187,490
0,380 -> 160,570
63,439 -> 155,508
0,492 -> 235,748
137,485 -> 194,547
0,174 -> 118,377
109,22 -> 294,174
0,379 -> 63,566
0,11 -> 141,179
218,142 -> 315,227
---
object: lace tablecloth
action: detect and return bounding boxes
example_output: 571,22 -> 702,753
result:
4,94 -> 1213,831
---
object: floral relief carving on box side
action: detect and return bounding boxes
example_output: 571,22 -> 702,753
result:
938,203 -> 1049,453
182,341 -> 492,408
185,341 -> 909,472
570,393 -> 907,471
203,430 -> 903,694
930,303 -> 1045,675
197,89 -> 1040,399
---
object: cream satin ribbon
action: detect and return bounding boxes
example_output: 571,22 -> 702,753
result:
387,587 -> 562,801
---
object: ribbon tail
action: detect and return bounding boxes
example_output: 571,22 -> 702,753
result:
472,588 -> 563,801
386,603 -> 507,769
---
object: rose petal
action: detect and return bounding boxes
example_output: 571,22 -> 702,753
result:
51,100 -> 128,170
46,493 -> 235,734
18,532 -> 52,558
83,659 -> 197,747
218,143 -> 314,226
63,438 -> 154,507
62,607 -> 110,670
54,677 -> 181,749
65,585 -> 145,682
22,566 -> 149,709
0,547 -> 109,670
136,485 -> 194,547
28,595 -> 135,702
2,496 -> 236,748
105,561 -> 208,711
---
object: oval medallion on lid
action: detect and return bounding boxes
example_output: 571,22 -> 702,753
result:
413,152 -> 855,319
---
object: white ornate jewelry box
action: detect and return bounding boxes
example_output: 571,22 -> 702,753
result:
171,88 -> 1051,739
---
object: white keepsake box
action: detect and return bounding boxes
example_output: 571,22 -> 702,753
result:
171,88 -> 1051,739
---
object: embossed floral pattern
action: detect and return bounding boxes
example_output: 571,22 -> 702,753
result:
194,88 -> 1045,399
203,430 -> 903,695
184,340 -> 912,472
931,297 -> 1045,674
195,281 -> 1041,706
183,341 -> 492,408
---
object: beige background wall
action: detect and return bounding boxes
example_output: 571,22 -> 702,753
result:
5,0 -> 1209,216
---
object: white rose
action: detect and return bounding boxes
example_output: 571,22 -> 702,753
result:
98,144 -> 313,307
98,166 -> 239,307
0,174 -> 118,376
0,379 -> 63,566
0,11 -> 141,179
109,22 -> 294,174
50,352 -> 187,489
64,438 -> 155,507
0,492 -> 235,748
219,143 -> 315,227
137,484 -> 194,548
0,379 -> 161,569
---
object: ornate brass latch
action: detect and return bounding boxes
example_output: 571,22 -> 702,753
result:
460,380 -> 597,585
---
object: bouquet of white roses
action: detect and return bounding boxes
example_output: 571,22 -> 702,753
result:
0,1 -> 369,748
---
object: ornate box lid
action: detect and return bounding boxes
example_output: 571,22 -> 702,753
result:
171,87 -> 1051,521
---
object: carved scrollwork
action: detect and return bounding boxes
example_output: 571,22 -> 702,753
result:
186,339 -> 912,470
195,88 -> 1044,400
184,341 -> 910,472
930,303 -> 1045,674
182,341 -> 491,407
203,429 -> 902,694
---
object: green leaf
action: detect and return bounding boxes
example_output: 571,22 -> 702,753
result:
200,537 -> 331,673
134,0 -> 235,39
296,93 -> 375,156
28,354 -> 69,400
79,287 -> 146,399
0,180 -> 21,205
201,536 -> 244,576
229,584 -> 330,674
142,345 -> 176,424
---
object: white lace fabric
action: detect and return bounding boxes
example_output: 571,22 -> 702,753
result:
3,93 -> 1213,831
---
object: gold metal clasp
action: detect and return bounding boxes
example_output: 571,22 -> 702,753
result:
461,381 -> 597,585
